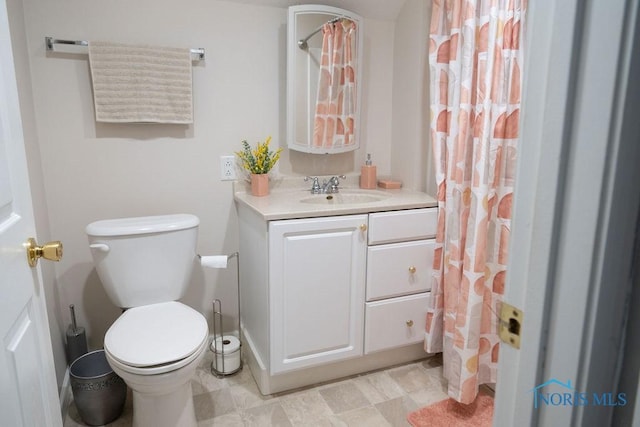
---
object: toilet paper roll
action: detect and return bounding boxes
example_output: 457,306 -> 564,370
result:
200,255 -> 228,269
211,335 -> 241,374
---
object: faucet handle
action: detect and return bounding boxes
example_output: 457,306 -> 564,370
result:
327,175 -> 347,193
331,175 -> 347,184
304,176 -> 321,193
304,176 -> 320,185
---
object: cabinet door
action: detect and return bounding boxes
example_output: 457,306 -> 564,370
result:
269,215 -> 368,374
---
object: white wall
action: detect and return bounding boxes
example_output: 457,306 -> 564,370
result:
390,0 -> 432,192
21,0 -> 287,387
16,0 -> 423,391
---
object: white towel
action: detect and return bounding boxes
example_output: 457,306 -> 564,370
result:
88,41 -> 193,124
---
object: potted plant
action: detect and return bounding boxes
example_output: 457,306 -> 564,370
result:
235,136 -> 283,196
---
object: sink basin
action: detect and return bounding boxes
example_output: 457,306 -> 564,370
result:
300,190 -> 390,205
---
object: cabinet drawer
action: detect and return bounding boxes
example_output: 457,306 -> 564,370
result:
368,208 -> 437,245
366,239 -> 434,301
364,293 -> 429,354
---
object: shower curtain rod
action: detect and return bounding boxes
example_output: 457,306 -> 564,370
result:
45,36 -> 206,60
297,17 -> 344,49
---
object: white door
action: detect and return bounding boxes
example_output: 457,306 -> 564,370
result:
269,214 -> 367,374
0,1 -> 62,425
494,0 -> 640,426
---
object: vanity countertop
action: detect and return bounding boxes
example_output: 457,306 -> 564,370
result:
233,176 -> 438,221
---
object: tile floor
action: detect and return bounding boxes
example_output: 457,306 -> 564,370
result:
65,352 -> 451,426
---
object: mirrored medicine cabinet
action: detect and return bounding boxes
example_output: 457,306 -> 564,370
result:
286,5 -> 363,154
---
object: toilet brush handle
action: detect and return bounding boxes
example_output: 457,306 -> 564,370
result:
70,304 -> 78,334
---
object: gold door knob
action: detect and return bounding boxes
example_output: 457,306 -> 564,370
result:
406,320 -> 414,327
26,238 -> 63,268
408,266 -> 417,274
359,224 -> 367,232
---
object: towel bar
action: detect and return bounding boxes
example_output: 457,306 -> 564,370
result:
45,36 -> 205,61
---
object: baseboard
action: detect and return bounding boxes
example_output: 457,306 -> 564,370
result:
244,336 -> 431,395
59,367 -> 71,421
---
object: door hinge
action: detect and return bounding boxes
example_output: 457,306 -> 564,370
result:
499,301 -> 523,349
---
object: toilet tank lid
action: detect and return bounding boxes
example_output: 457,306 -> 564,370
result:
86,214 -> 199,237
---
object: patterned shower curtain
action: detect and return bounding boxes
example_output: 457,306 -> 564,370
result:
313,19 -> 357,149
424,0 -> 526,404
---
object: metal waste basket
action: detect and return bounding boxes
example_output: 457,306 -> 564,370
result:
70,350 -> 126,426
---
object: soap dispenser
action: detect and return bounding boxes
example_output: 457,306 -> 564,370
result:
360,153 -> 377,189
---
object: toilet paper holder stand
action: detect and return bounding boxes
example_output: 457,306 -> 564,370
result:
209,252 -> 242,377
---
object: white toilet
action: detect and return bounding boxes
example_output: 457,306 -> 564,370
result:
86,214 -> 208,427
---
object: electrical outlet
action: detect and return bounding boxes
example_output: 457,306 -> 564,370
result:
220,155 -> 236,181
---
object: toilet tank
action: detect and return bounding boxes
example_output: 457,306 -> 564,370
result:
86,214 -> 199,308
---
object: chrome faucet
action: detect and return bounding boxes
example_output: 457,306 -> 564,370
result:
305,175 -> 346,194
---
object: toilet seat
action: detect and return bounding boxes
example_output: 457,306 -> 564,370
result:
105,336 -> 208,376
105,301 -> 208,375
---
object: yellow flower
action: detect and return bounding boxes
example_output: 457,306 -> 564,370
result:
235,136 -> 283,174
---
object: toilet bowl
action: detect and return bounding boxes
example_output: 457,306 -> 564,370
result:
86,214 -> 207,427
104,302 -> 208,426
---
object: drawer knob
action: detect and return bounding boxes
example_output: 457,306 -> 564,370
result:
408,266 -> 417,274
359,224 -> 368,232
406,320 -> 414,327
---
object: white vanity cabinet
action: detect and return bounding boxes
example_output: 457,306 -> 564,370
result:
236,196 -> 438,395
269,215 -> 368,373
364,208 -> 438,354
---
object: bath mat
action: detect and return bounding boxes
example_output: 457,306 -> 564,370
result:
407,391 -> 494,427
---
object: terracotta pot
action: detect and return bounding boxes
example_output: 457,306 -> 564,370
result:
250,174 -> 269,197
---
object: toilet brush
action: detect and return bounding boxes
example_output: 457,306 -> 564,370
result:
66,304 -> 88,364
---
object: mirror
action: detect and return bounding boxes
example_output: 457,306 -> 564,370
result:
287,5 -> 363,154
